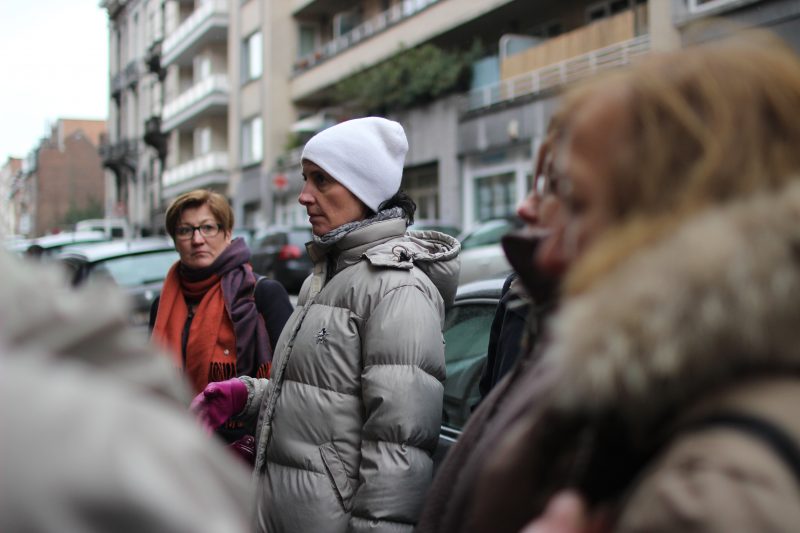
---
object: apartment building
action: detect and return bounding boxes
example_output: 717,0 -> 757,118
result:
228,1 -> 295,229
157,0 -> 230,212
671,0 -> 800,48
246,0 -> 659,232
101,0 -> 167,235
14,119 -> 107,237
104,0 -> 796,234
0,158 -> 22,238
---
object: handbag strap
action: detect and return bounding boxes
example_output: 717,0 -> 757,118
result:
680,410 -> 800,484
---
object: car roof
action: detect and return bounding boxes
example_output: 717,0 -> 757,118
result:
31,231 -> 108,249
455,276 -> 507,301
58,237 -> 175,262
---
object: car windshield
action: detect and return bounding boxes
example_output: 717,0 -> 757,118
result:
89,250 -> 179,288
460,220 -> 514,250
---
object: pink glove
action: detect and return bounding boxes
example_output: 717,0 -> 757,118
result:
190,378 -> 248,435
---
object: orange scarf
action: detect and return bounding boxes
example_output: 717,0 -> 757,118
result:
152,262 -> 239,394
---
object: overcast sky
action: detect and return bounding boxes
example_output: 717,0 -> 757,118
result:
0,1 -> 109,164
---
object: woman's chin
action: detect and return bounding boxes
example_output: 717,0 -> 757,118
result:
182,258 -> 213,270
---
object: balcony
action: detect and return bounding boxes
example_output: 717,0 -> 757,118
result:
143,116 -> 168,160
124,60 -> 141,88
145,39 -> 165,80
462,35 -> 650,113
162,152 -> 229,196
99,135 -> 138,177
162,75 -> 229,132
294,0 -> 441,74
162,0 -> 229,68
110,71 -> 125,99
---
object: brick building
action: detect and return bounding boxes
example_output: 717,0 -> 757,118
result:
18,119 -> 107,237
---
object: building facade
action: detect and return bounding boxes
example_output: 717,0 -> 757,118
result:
103,0 -> 797,236
0,158 -> 22,238
158,0 -> 231,209
102,0 -> 168,236
14,119 -> 107,237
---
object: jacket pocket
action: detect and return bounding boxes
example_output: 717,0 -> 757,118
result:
319,442 -> 355,512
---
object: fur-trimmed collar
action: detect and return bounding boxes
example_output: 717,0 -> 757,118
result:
541,181 -> 800,437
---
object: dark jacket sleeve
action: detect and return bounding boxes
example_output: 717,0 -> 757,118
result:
476,273 -> 528,406
149,296 -> 160,334
254,279 -> 293,352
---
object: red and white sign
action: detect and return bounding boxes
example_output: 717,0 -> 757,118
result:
273,173 -> 288,191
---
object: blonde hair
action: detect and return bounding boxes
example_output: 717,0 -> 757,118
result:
560,29 -> 800,294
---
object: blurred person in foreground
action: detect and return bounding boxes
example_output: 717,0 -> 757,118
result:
417,29 -> 800,533
150,189 -> 293,444
476,117 -> 565,405
0,249 -> 253,532
191,117 -> 461,532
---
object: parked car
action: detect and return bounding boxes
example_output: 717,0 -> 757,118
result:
457,218 -> 522,285
250,226 -> 313,294
409,219 -> 461,238
75,218 -> 131,239
6,230 -> 110,259
57,238 -> 178,329
433,276 -> 503,470
232,226 -> 257,248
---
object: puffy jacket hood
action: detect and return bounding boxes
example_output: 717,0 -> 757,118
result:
308,218 -> 461,307
365,227 -> 461,308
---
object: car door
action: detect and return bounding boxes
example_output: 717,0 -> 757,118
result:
433,295 -> 497,471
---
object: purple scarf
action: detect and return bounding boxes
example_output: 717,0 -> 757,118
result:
180,237 -> 272,376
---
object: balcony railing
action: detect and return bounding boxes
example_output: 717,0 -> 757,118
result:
461,35 -> 651,113
163,151 -> 228,188
163,0 -> 228,67
110,71 -> 125,97
124,60 -> 141,88
162,74 -> 229,131
293,0 -> 440,74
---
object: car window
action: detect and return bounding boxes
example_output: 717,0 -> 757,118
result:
88,250 -> 179,288
288,230 -> 312,246
460,220 -> 514,250
258,233 -> 286,248
442,301 -> 494,430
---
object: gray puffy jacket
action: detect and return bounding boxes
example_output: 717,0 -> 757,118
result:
239,217 -> 460,533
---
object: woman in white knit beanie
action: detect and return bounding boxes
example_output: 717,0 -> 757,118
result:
191,116 -> 461,532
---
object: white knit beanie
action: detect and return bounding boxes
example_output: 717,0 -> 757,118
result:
301,117 -> 408,212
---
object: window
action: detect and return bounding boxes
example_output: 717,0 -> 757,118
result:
298,25 -> 317,58
242,31 -> 263,83
474,172 -> 515,222
241,116 -> 263,166
688,0 -> 739,13
333,8 -> 362,38
194,127 -> 211,156
193,55 -> 211,83
585,0 -> 644,22
401,163 -> 439,220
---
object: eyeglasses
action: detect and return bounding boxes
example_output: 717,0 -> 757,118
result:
175,223 -> 222,240
533,172 -> 572,199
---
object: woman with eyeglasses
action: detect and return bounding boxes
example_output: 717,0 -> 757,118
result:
419,29 -> 800,533
150,189 -> 293,444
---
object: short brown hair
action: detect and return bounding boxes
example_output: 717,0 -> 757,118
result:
164,189 -> 234,239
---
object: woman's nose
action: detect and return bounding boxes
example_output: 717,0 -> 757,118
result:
517,192 -> 540,227
298,182 -> 313,206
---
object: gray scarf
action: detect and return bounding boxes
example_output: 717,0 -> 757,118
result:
312,207 -> 406,248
